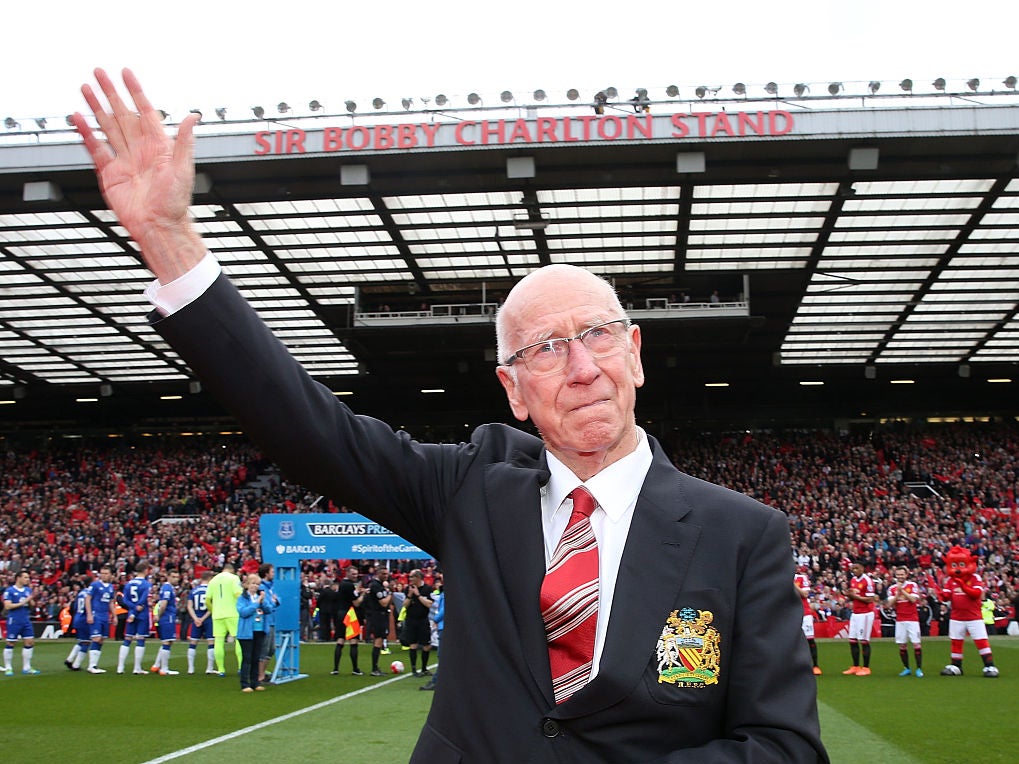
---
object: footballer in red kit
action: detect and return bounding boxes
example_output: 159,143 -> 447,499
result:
793,569 -> 821,675
938,546 -> 999,677
886,567 -> 923,677
842,562 -> 877,676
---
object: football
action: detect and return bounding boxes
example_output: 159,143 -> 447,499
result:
940,664 -> 962,676
390,660 -> 405,674
982,666 -> 999,678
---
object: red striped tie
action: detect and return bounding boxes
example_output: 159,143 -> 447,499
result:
541,486 -> 599,704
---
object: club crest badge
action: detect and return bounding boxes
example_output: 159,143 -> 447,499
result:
278,520 -> 296,540
656,607 -> 721,687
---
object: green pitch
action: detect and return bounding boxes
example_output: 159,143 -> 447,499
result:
0,637 -> 1014,762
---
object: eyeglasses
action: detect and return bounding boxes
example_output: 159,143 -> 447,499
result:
503,318 -> 631,376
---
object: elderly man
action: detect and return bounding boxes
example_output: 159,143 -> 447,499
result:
74,69 -> 827,763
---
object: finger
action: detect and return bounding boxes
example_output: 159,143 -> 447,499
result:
174,112 -> 200,173
82,80 -> 127,157
94,68 -> 149,152
70,111 -> 114,172
122,67 -> 167,140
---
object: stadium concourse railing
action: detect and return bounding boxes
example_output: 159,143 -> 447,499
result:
355,299 -> 749,327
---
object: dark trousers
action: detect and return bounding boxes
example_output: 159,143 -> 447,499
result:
239,632 -> 266,689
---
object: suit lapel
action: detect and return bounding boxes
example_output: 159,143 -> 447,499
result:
560,447 -> 702,717
485,451 -> 555,704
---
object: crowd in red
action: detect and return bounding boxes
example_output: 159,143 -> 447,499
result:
2,423 -> 1016,630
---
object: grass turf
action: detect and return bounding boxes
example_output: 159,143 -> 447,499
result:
0,637 -> 1014,762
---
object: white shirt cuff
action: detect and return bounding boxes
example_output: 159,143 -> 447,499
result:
143,253 -> 222,316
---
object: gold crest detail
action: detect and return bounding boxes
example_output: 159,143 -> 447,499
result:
656,607 -> 720,686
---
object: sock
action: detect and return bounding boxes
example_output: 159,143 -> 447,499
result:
849,641 -> 860,666
160,645 -> 171,670
188,645 -> 196,671
808,639 -> 817,667
899,645 -> 909,668
914,647 -> 922,669
73,642 -> 89,668
118,643 -> 130,671
66,644 -> 80,663
4,647 -> 13,669
421,650 -> 430,671
22,647 -> 33,671
409,648 -> 418,671
862,642 -> 871,668
135,642 -> 146,671
349,644 -> 359,671
88,644 -> 101,669
333,643 -> 343,670
207,645 -> 215,670
372,646 -> 381,670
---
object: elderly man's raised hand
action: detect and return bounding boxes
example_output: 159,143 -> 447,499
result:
73,68 -> 206,283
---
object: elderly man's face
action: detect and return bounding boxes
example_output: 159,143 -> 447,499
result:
496,266 -> 644,473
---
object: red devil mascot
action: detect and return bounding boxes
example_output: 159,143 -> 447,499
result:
938,546 -> 999,677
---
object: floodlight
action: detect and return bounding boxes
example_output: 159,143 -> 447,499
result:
467,92 -> 482,105
372,97 -> 385,110
966,78 -> 980,91
435,94 -> 448,106
666,84 -> 680,97
500,90 -> 514,103
277,102 -> 291,113
1004,75 -> 1017,90
252,106 -> 265,119
827,82 -> 843,96
605,86 -> 617,98
932,77 -> 946,91
401,98 -> 413,110
158,110 -> 169,121
65,115 -> 75,126
695,86 -> 707,99
732,82 -> 746,96
764,81 -> 778,95
899,78 -> 913,92
532,89 -> 546,101
345,100 -> 357,113
34,118 -> 47,130
189,109 -> 203,122
309,100 -> 323,111
215,107 -> 227,120
793,83 -> 808,97
868,81 -> 881,95
566,88 -> 579,101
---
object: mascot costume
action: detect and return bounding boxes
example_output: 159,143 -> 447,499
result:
938,546 -> 999,677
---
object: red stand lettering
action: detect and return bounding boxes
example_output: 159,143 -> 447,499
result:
419,122 -> 440,147
597,116 -> 622,140
397,124 -> 418,149
738,112 -> 765,136
710,112 -> 734,137
274,131 -> 284,154
627,114 -> 653,140
374,125 -> 395,150
670,114 -> 690,138
577,115 -> 598,140
455,121 -> 476,145
769,110 -> 793,135
254,131 -> 272,155
480,120 -> 506,145
536,117 -> 558,142
347,126 -> 370,150
694,113 -> 711,136
323,127 -> 343,152
509,119 -> 533,143
562,117 -> 579,142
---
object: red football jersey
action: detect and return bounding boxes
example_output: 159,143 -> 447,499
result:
794,573 -> 812,616
942,573 -> 984,621
849,574 -> 876,614
888,581 -> 920,622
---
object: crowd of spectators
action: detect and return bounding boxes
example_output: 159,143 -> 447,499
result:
2,421 -> 1016,634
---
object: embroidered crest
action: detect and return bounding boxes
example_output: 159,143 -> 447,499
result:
656,607 -> 721,686
278,520 -> 296,540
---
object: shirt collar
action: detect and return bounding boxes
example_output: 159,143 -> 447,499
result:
544,427 -> 652,522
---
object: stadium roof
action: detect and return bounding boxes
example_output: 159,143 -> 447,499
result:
2,87 -> 1019,433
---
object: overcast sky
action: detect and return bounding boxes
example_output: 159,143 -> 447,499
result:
5,0 -> 1018,122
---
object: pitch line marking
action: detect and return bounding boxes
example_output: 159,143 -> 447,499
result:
140,670 -> 418,764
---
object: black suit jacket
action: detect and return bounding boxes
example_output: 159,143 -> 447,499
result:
156,274 -> 828,763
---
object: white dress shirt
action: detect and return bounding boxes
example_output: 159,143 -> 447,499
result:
542,428 -> 653,680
